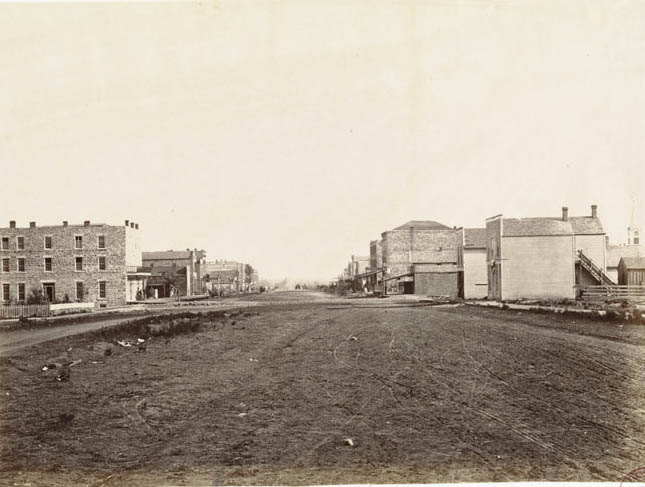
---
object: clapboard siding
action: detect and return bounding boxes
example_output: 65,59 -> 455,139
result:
574,234 -> 606,270
501,235 -> 575,300
464,248 -> 487,299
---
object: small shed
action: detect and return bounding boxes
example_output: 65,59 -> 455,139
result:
617,257 -> 645,286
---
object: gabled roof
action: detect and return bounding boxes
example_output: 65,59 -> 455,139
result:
502,216 -> 604,237
619,256 -> 645,269
464,228 -> 487,248
607,245 -> 641,268
393,220 -> 451,231
568,216 -> 605,235
503,218 -> 574,237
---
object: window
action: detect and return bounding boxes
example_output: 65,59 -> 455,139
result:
16,236 -> 24,250
98,256 -> 106,271
75,235 -> 83,249
1,283 -> 9,302
44,236 -> 52,249
98,281 -> 107,299
17,283 -> 25,302
636,231 -> 641,245
1,258 -> 8,273
17,258 -> 25,272
98,235 -> 106,249
76,282 -> 84,301
44,257 -> 52,272
1,237 -> 8,250
75,257 -> 83,271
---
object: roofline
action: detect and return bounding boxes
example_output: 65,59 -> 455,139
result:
486,214 -> 503,221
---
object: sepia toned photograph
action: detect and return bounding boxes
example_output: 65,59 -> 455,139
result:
1,1 -> 644,486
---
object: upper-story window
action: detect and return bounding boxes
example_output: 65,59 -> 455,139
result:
17,258 -> 25,272
44,236 -> 52,250
75,257 -> 83,271
98,235 -> 106,249
1,237 -> 8,250
16,236 -> 24,250
98,256 -> 107,271
75,236 -> 83,249
44,257 -> 52,272
1,258 -> 9,273
635,231 -> 640,245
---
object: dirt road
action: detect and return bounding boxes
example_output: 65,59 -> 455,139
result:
1,292 -> 644,485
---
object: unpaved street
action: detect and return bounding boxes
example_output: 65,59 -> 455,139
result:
1,292 -> 644,486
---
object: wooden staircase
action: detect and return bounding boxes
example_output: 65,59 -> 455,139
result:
577,249 -> 615,285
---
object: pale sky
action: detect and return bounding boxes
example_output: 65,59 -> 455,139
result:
1,1 -> 644,282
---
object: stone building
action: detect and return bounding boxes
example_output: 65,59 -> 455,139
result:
0,219 -> 144,307
381,220 -> 460,295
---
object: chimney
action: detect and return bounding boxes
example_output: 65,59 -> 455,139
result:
84,220 -> 90,227
9,221 -> 15,228
135,223 -> 139,229
29,222 -> 36,228
63,221 -> 68,227
591,204 -> 598,218
130,222 -> 134,228
125,219 -> 129,227
562,207 -> 568,221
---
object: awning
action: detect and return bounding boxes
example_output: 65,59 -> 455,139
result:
383,272 -> 414,282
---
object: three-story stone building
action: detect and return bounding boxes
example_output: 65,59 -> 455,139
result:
0,219 -> 144,307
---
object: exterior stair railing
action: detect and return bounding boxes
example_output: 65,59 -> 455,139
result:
577,249 -> 616,285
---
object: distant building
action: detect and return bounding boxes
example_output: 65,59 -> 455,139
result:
142,249 -> 207,296
457,228 -> 488,299
628,198 -> 641,245
381,220 -> 460,296
203,260 -> 255,294
486,205 -> 611,301
618,257 -> 645,286
0,219 -> 145,307
606,243 -> 641,283
366,239 -> 383,291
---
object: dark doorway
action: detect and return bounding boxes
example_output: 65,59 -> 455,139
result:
458,271 -> 464,299
43,282 -> 55,303
403,281 -> 414,294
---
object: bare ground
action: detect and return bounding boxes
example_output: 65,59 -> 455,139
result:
1,292 -> 644,486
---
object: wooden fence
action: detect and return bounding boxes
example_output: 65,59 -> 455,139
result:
582,285 -> 645,301
0,304 -> 50,319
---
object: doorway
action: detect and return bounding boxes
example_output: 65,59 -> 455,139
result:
42,282 -> 55,303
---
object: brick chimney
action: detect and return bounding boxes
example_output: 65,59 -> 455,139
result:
562,207 -> 568,221
135,223 -> 139,229
9,221 -> 15,228
130,222 -> 134,228
29,222 -> 36,228
591,204 -> 598,218
62,221 -> 68,227
84,220 -> 90,227
125,219 -> 129,227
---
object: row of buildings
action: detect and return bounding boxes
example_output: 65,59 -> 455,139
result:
338,204 -> 644,301
0,219 -> 259,307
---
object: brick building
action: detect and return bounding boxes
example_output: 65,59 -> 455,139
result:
0,219 -> 144,307
486,205 -> 611,301
381,220 -> 460,296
